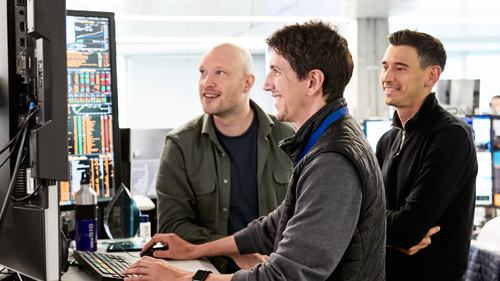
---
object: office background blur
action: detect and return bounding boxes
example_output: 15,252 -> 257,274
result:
65,0 -> 500,130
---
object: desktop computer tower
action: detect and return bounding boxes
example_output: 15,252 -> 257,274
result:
0,0 -> 68,280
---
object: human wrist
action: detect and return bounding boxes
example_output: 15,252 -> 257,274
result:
191,270 -> 212,281
182,272 -> 195,281
193,242 -> 209,258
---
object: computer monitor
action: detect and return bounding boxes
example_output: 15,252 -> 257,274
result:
121,128 -> 172,198
489,117 -> 500,206
363,120 -> 393,153
0,0 -> 68,279
461,116 -> 493,206
61,10 -> 122,206
435,79 -> 480,115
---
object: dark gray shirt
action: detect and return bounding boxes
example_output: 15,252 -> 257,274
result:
216,113 -> 259,236
232,152 -> 363,281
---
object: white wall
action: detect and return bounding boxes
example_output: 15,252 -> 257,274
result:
437,51 -> 500,114
117,53 -> 275,129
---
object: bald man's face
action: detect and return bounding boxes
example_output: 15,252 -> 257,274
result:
492,98 -> 500,112
198,45 -> 249,117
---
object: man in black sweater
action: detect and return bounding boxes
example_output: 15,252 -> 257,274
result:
376,30 -> 478,280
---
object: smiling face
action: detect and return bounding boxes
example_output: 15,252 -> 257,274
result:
198,44 -> 250,117
380,45 -> 430,110
263,51 -> 309,124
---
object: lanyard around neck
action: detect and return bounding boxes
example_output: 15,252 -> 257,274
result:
297,106 -> 349,164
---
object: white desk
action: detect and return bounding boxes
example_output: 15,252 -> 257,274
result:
62,241 -> 219,281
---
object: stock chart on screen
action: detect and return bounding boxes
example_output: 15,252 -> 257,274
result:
62,15 -> 116,205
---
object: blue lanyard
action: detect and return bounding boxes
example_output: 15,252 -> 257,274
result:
297,106 -> 349,164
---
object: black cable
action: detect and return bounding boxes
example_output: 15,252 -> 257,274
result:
0,106 -> 38,155
11,185 -> 41,202
19,146 -> 28,164
0,138 -> 16,155
110,244 -> 141,258
0,137 -> 22,169
0,107 -> 39,167
10,147 -> 38,202
5,123 -> 29,204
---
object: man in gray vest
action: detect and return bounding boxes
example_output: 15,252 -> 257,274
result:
155,43 -> 296,272
124,20 -> 386,281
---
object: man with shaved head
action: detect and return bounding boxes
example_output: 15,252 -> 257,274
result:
124,21 -> 385,281
155,43 -> 296,272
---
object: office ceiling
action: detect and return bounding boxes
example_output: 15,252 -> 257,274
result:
66,0 -> 500,55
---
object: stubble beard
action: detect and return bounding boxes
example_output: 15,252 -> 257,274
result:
209,95 -> 242,118
276,104 -> 289,122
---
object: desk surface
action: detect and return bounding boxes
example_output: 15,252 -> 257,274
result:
63,241 -> 219,281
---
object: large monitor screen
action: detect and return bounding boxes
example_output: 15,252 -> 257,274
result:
462,116 -> 493,205
490,118 -> 500,206
364,120 -> 393,152
62,13 -> 118,205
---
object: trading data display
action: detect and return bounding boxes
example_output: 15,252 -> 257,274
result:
462,116 -> 493,205
62,15 -> 115,205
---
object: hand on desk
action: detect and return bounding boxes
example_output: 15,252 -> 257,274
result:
388,226 -> 441,256
140,233 -> 198,260
121,233 -> 244,280
121,233 -> 198,280
121,256 -> 192,281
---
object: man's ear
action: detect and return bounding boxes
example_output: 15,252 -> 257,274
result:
307,69 -> 325,97
424,65 -> 442,88
243,74 -> 255,94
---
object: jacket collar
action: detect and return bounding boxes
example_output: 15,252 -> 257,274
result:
201,99 -> 274,144
279,98 -> 347,164
392,92 -> 440,131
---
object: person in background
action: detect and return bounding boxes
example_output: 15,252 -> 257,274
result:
155,43 -> 296,272
377,29 -> 478,281
489,95 -> 500,114
123,20 -> 386,281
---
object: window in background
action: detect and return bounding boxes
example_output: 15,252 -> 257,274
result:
440,57 -> 463,80
466,55 -> 500,113
121,53 -> 274,130
117,55 -> 128,127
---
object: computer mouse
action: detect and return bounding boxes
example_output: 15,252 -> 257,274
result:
139,245 -> 169,258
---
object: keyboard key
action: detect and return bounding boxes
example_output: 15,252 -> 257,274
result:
75,251 -> 133,281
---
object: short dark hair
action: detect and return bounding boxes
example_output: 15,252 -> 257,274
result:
387,30 -> 447,72
491,95 -> 500,106
265,20 -> 354,103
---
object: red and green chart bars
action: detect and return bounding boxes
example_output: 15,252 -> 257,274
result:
67,70 -> 111,104
68,115 -> 113,155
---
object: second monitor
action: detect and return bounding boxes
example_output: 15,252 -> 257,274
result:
61,10 -> 122,206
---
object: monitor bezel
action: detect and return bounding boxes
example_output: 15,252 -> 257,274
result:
62,10 -> 122,209
463,115 -> 495,207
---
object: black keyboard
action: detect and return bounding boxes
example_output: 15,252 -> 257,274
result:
74,251 -> 138,281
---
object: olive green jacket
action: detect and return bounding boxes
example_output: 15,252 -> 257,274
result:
156,100 -> 296,245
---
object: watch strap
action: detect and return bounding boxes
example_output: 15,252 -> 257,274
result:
192,270 -> 211,281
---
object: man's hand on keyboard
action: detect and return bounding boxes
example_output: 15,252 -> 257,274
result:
142,233 -> 198,260
121,256 -> 192,281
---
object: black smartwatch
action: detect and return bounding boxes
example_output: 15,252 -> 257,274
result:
192,270 -> 211,281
